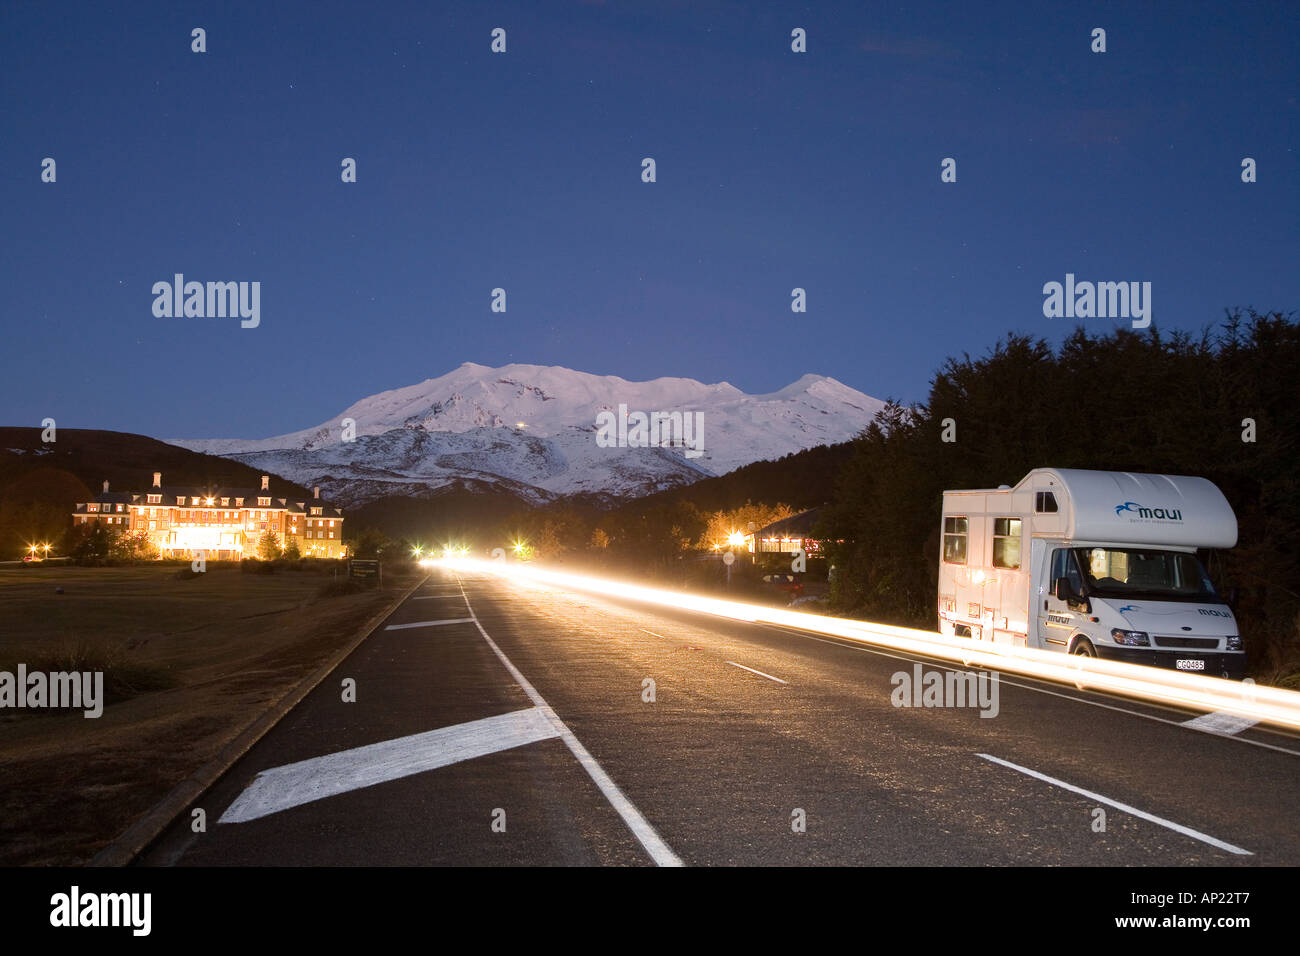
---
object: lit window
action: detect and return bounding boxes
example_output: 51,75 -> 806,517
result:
943,516 -> 968,564
993,518 -> 1022,569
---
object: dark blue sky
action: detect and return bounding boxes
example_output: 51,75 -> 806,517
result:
2,1 -> 1296,439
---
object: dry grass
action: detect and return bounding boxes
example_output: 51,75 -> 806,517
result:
0,562 -> 419,864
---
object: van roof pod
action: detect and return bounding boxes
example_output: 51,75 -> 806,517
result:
1025,468 -> 1237,549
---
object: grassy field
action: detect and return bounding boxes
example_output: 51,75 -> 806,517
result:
0,561 -> 421,865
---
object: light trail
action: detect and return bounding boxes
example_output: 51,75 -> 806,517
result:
431,556 -> 1300,733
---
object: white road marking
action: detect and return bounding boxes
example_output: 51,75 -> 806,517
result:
412,595 -> 464,601
460,584 -> 683,867
385,618 -> 475,630
219,707 -> 561,824
1182,710 -> 1259,735
726,661 -> 788,684
639,628 -> 668,639
977,753 -> 1252,856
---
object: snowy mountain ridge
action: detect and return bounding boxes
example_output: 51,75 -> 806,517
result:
167,362 -> 885,506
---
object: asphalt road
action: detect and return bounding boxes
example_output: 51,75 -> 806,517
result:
140,567 -> 1300,866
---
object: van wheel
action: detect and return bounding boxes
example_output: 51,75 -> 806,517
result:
1072,639 -> 1097,657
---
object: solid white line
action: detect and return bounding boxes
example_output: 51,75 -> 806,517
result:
976,753 -> 1252,856
219,707 -> 561,824
726,661 -> 788,684
459,584 -> 683,867
1182,710 -> 1259,735
639,628 -> 669,640
385,618 -> 475,630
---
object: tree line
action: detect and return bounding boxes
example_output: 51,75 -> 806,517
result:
820,309 -> 1300,683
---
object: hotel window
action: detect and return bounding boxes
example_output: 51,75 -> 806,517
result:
221,498 -> 229,506
329,531 -> 334,539
258,497 -> 270,507
311,507 -> 322,516
149,520 -> 157,530
147,494 -> 161,504
328,520 -> 335,528
943,516 -> 968,564
236,498 -> 244,507
176,496 -> 184,505
992,518 -> 1022,569
88,503 -> 99,512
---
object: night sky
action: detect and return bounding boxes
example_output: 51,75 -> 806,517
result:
2,1 -> 1296,439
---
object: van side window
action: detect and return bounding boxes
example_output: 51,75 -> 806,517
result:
1050,548 -> 1083,593
993,517 -> 1021,569
943,516 -> 968,564
1035,492 -> 1058,513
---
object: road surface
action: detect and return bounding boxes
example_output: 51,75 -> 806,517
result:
140,568 -> 1300,866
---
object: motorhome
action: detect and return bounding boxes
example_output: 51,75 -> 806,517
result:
937,469 -> 1245,678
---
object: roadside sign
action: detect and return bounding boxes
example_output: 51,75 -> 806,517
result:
349,559 -> 381,587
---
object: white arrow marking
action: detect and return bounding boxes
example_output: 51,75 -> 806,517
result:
220,707 -> 560,824
1182,710 -> 1259,735
385,618 -> 475,630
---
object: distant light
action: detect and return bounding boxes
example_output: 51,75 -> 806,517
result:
515,422 -> 527,429
726,531 -> 745,548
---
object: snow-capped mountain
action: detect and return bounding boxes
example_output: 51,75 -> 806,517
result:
167,363 -> 885,506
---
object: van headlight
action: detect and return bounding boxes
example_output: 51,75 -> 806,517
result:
1111,629 -> 1150,647
1226,635 -> 1243,651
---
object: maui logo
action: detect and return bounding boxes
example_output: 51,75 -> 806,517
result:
1198,608 -> 1232,618
1118,605 -> 1138,613
1115,501 -> 1183,521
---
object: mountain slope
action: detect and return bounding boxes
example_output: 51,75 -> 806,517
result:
169,363 -> 884,504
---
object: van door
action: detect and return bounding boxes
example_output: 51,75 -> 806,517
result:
1036,546 -> 1079,652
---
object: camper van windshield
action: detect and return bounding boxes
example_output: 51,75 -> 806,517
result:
1074,547 -> 1220,602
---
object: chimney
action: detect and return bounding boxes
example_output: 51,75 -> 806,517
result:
313,486 -> 320,499
102,480 -> 110,494
260,475 -> 269,491
152,472 -> 162,488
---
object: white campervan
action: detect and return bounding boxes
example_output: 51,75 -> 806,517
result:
937,469 -> 1245,679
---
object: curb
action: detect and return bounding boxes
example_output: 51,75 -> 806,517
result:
88,571 -> 430,867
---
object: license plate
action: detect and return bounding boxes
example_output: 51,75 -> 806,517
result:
1175,659 -> 1206,671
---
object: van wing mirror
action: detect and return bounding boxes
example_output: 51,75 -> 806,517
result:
1054,576 -> 1088,608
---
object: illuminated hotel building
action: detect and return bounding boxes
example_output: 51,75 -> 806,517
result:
72,472 -> 346,559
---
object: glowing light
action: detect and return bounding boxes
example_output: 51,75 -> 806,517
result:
436,558 -> 1300,732
972,569 -> 986,584
726,531 -> 746,548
